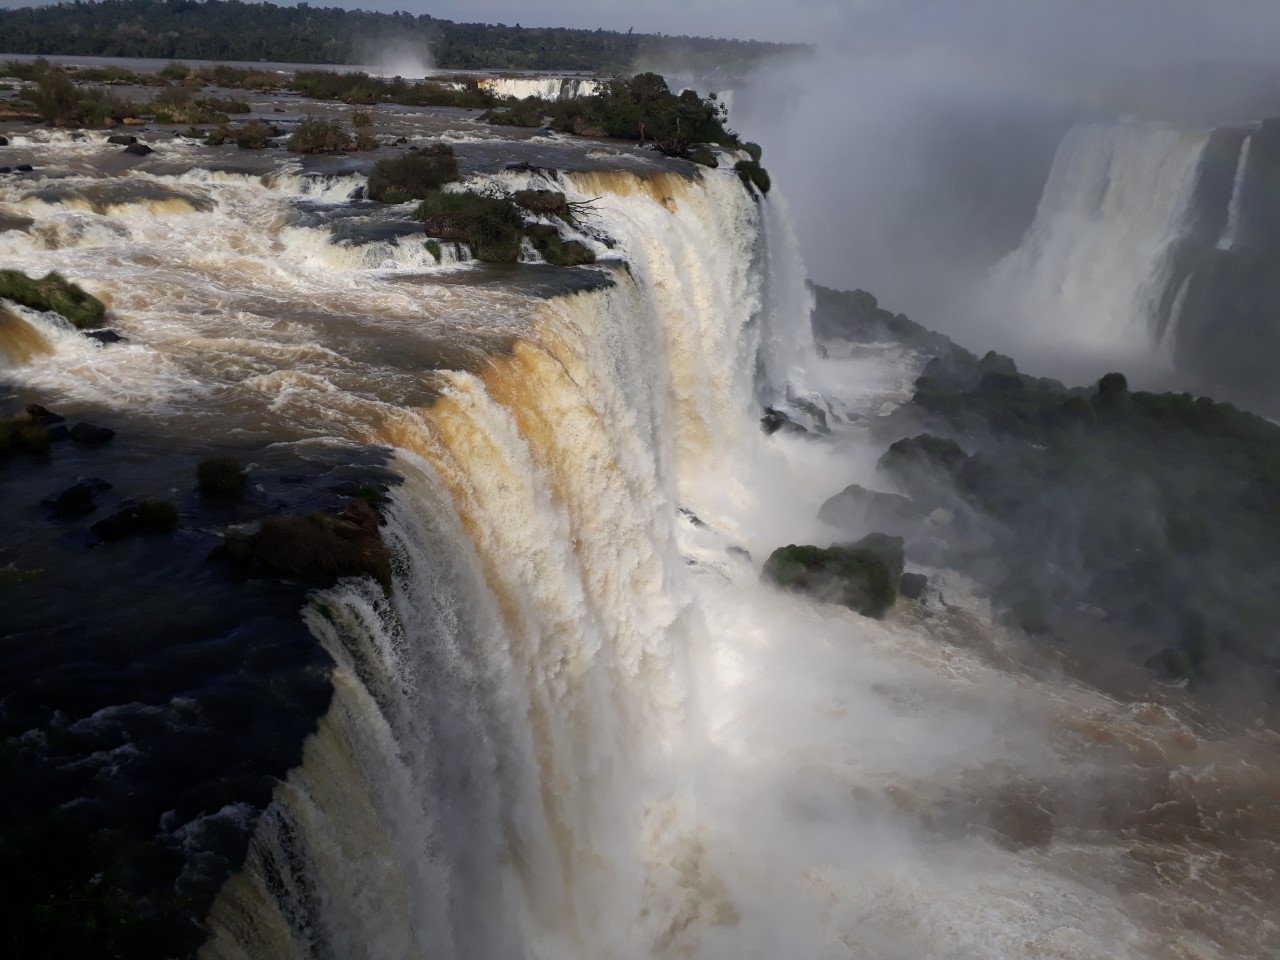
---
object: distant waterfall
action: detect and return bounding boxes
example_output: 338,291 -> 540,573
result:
988,122 -> 1209,354
1218,134 -> 1252,251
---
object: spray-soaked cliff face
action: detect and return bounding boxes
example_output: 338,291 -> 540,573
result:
4,78 -> 1280,960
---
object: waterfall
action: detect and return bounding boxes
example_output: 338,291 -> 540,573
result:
202,166 -> 812,959
1218,134 -> 1252,250
987,121 -> 1209,354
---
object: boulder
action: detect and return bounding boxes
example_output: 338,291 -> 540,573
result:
763,532 -> 905,619
41,480 -> 110,518
761,407 -> 807,436
217,498 -> 390,589
90,499 -> 179,541
123,142 -> 153,156
818,483 -> 923,534
24,404 -> 64,424
84,329 -> 126,344
899,572 -> 929,600
106,134 -> 138,145
69,422 -> 115,444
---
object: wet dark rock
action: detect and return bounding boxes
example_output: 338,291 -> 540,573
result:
47,424 -> 69,441
107,134 -> 138,145
0,136 -> 7,146
818,483 -> 923,533
84,329 -> 126,344
69,422 -> 116,444
0,168 -> 10,174
42,481 -> 107,518
15,163 -> 33,172
217,499 -> 390,589
763,532 -> 905,619
727,545 -> 752,561
679,507 -> 707,528
900,572 -> 929,600
761,407 -> 807,436
90,500 -> 179,541
197,457 -> 249,500
24,404 -> 64,424
123,142 -> 153,156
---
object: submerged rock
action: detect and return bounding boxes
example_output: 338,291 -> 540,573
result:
763,532 -> 905,619
42,480 -> 111,518
84,329 -> 126,344
69,422 -> 116,444
123,142 -> 154,156
91,500 -> 179,541
107,134 -> 138,145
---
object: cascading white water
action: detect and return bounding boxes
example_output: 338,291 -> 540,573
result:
1218,133 -> 1252,250
986,121 -> 1209,356
477,77 -> 603,101
7,132 -> 1274,959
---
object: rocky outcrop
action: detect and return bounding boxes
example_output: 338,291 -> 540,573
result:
763,532 -> 905,619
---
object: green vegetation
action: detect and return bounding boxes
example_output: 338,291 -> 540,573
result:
817,284 -> 1280,697
0,1 -> 804,72
0,269 -> 105,329
526,224 -> 596,266
513,189 -> 571,219
367,145 -> 460,203
352,109 -> 373,127
196,457 -> 248,499
763,533 -> 905,619
415,191 -> 526,262
734,159 -> 771,195
287,118 -> 348,154
424,239 -> 443,264
480,99 -> 546,128
291,70 -> 495,109
689,146 -> 719,168
549,73 -> 736,151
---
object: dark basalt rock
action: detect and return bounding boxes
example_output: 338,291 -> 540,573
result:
1,419 -> 51,455
107,134 -> 138,145
24,403 -> 64,424
90,500 -> 179,541
818,482 -> 923,534
69,422 -> 116,444
761,407 -> 807,436
900,572 -> 929,600
15,163 -> 33,172
217,499 -> 391,589
877,435 -> 969,496
42,480 -> 109,517
84,329 -> 126,344
763,532 -> 905,619
123,142 -> 153,156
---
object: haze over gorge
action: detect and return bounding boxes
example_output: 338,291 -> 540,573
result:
1,3 -> 1279,960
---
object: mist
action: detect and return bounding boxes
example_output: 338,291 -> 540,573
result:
731,0 -> 1280,386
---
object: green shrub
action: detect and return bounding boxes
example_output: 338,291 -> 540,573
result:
480,99 -> 546,127
367,145 -> 459,202
526,224 -> 595,266
159,61 -> 190,80
0,269 -> 105,329
424,239 -> 443,263
415,191 -> 525,262
548,72 -> 736,148
196,457 -> 248,499
32,70 -> 79,125
735,159 -> 771,195
234,120 -> 278,149
287,118 -> 348,154
742,141 -> 763,162
352,109 -> 373,127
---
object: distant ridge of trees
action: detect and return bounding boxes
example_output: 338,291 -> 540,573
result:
0,0 -> 806,73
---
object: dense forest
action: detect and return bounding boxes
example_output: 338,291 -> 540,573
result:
0,0 -> 805,73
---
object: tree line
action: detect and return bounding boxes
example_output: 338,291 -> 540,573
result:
0,0 -> 806,73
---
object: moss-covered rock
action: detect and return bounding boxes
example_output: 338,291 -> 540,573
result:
220,499 -> 391,590
513,189 -> 570,218
763,532 -> 905,619
196,457 -> 248,499
367,144 -> 459,202
734,158 -> 771,195
0,269 -> 106,329
525,223 -> 596,266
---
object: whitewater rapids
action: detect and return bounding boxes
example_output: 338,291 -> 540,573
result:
2,131 -> 1276,960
